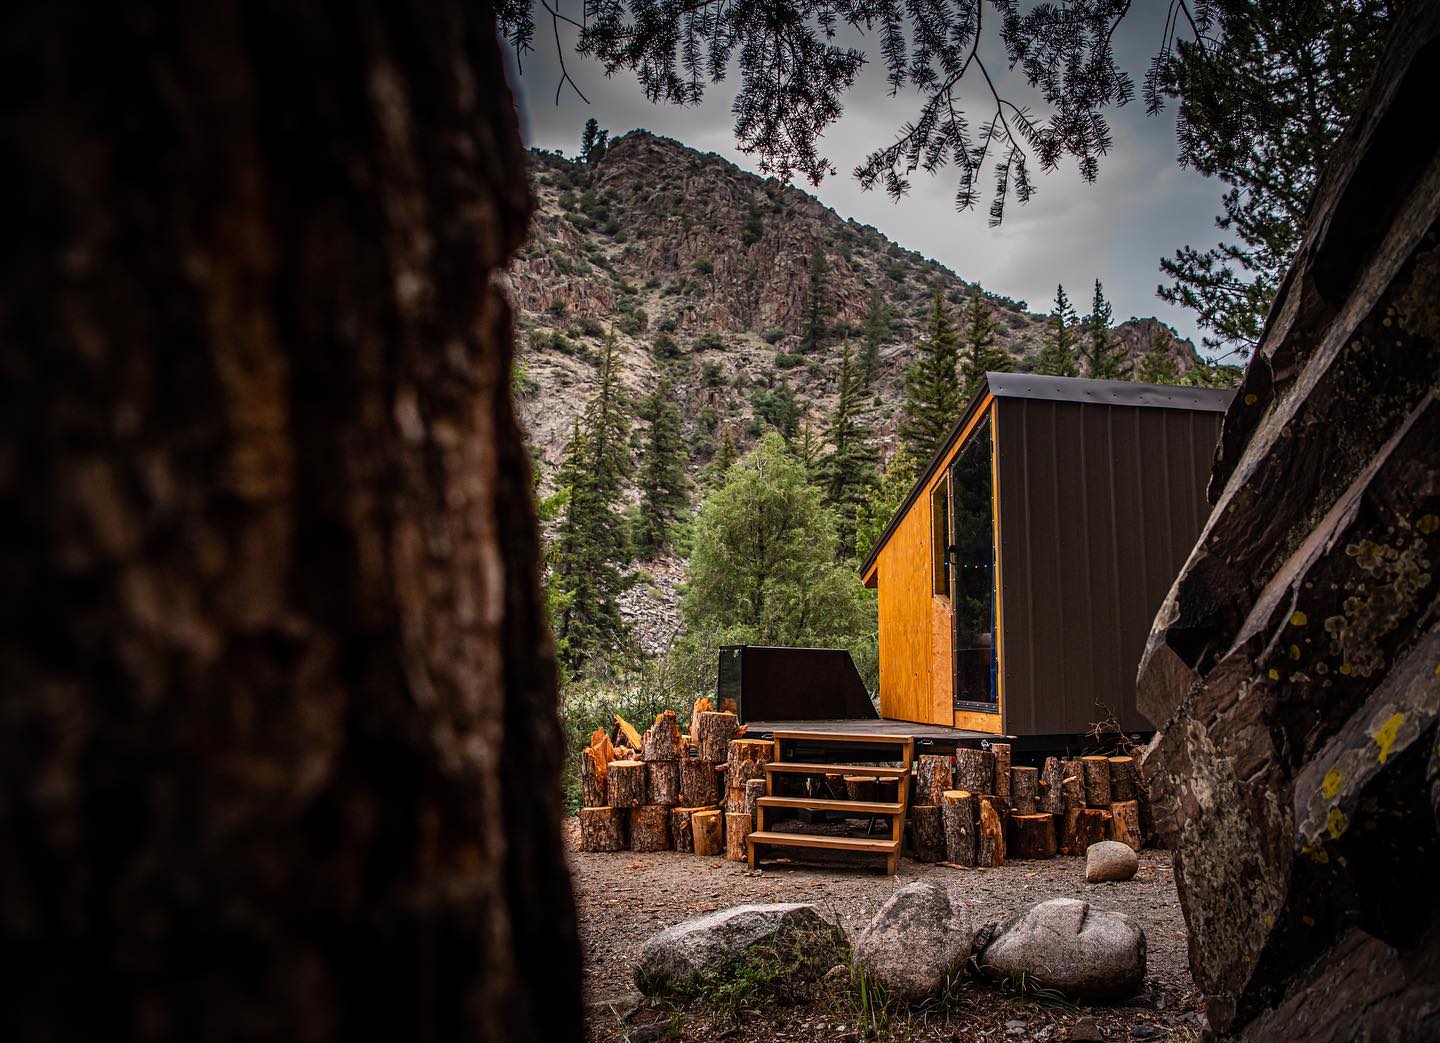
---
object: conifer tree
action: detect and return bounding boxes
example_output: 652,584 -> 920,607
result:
821,339 -> 878,558
579,117 -> 608,164
859,287 -> 887,388
707,424 -> 739,485
1081,279 -> 1130,380
791,414 -> 824,483
899,287 -> 963,460
958,287 -> 1010,402
799,243 -> 828,354
1136,326 -> 1182,385
1033,284 -> 1079,377
549,331 -> 632,676
752,377 -> 803,440
634,374 -> 689,554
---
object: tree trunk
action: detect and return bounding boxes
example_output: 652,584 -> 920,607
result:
1039,757 -> 1066,815
670,806 -> 714,854
692,809 -> 725,857
913,754 -> 955,806
977,796 -> 1006,867
642,710 -> 683,762
725,812 -> 752,861
992,743 -> 1012,801
0,5 -> 581,1042
696,711 -> 739,762
1109,801 -> 1142,851
606,760 -> 647,809
1108,756 -> 1137,803
582,747 -> 608,807
1064,808 -> 1111,857
1010,766 -> 1039,815
647,761 -> 681,807
846,776 -> 880,802
680,757 -> 719,806
1010,814 -> 1058,860
941,790 -> 977,867
1082,757 -> 1112,808
908,804 -> 945,863
743,778 -> 767,816
629,806 -> 672,852
579,808 -> 628,853
955,748 -> 995,794
724,739 -> 774,810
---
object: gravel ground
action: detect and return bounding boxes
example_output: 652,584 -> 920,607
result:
567,819 -> 1204,1043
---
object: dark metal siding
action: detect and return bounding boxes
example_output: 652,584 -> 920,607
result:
995,397 -> 1222,736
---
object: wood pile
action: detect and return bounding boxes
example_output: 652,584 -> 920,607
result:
578,702 -> 764,860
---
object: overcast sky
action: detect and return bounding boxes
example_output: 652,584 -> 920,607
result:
503,8 -> 1230,351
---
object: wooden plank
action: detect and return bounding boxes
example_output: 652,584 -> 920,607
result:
746,831 -> 899,853
756,796 -> 904,814
769,730 -> 915,744
765,762 -> 909,778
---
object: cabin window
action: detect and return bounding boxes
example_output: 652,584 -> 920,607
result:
949,415 -> 998,707
930,483 -> 950,596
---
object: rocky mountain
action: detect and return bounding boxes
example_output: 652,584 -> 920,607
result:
501,129 -> 1217,653
504,129 -> 1210,475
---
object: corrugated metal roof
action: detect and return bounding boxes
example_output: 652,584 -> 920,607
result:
859,374 -> 1235,578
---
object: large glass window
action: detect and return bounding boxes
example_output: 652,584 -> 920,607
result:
930,484 -> 950,596
949,416 -> 997,707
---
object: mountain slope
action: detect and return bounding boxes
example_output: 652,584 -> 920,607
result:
505,129 -> 1208,473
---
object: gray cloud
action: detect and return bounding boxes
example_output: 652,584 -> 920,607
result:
504,8 -> 1232,351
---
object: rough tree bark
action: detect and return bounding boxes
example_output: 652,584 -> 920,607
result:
0,4 -> 581,1041
1138,7 -> 1440,1038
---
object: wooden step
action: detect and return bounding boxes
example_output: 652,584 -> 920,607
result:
770,730 -> 916,745
765,762 -> 908,777
745,831 -> 899,853
756,796 -> 904,814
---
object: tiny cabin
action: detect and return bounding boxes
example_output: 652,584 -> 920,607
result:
859,373 -> 1233,746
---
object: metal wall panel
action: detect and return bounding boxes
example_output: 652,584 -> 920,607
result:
995,397 -> 1223,736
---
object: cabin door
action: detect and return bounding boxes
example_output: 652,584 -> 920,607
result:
948,414 -> 999,711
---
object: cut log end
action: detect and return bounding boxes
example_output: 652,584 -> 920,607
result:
578,807 -> 626,852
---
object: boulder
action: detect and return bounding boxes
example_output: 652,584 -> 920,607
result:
1086,840 -> 1139,883
851,880 -> 976,1003
633,903 -> 828,995
979,897 -> 1145,999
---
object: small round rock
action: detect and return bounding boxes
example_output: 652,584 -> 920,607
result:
1086,840 -> 1139,882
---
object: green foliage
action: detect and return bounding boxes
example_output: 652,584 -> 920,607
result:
652,331 -> 680,359
762,327 -> 786,344
511,361 -> 539,399
549,332 -> 634,677
634,375 -> 690,555
579,117 -> 609,164
705,424 -> 740,485
855,446 -> 921,560
1154,0 -> 1391,358
821,339 -> 878,559
899,287 -> 964,460
1136,326 -> 1182,385
692,257 -> 714,275
859,287 -> 888,388
1032,284 -> 1079,377
958,287 -> 1010,402
680,433 -> 876,681
750,379 -> 803,440
693,330 -> 726,352
799,243 -> 828,354
1081,279 -> 1130,380
774,351 -> 803,369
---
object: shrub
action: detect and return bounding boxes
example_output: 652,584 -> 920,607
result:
702,360 -> 725,387
692,257 -> 714,275
657,315 -> 678,333
774,352 -> 803,368
693,330 -> 726,352
652,331 -> 680,359
762,327 -> 786,344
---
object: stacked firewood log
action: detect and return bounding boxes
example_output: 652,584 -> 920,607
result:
910,744 -> 1152,868
577,701 -> 765,861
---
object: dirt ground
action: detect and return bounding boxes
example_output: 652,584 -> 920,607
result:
567,819 -> 1204,1042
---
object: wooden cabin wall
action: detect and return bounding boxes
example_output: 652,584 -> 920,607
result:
868,400 -> 1002,733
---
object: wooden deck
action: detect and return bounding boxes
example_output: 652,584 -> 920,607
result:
743,717 -> 1001,749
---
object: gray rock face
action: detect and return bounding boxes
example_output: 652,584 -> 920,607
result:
1086,840 -> 1139,883
980,897 -> 1146,999
633,903 -> 826,995
851,880 -> 976,1003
